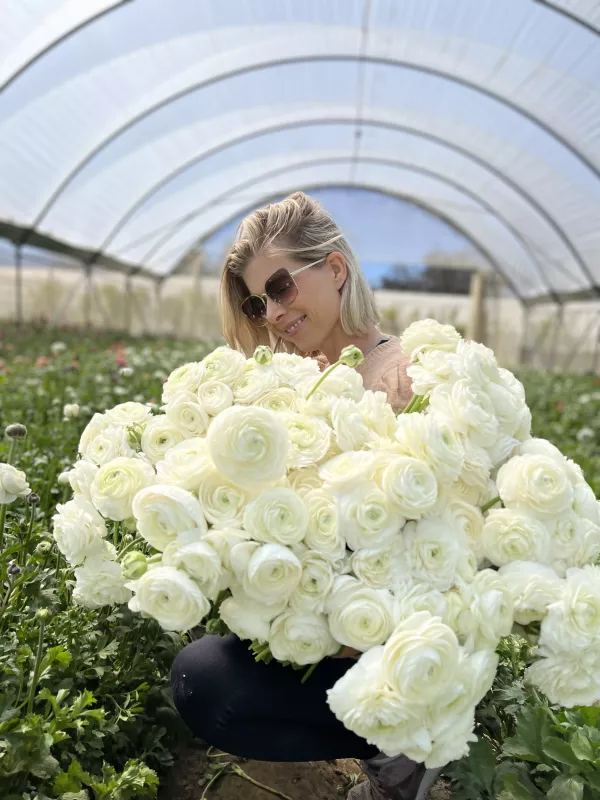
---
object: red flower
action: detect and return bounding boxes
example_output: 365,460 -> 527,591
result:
556,402 -> 565,412
35,356 -> 50,367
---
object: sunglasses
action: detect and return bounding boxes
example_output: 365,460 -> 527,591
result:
241,256 -> 325,326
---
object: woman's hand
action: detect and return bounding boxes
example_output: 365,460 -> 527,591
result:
332,646 -> 361,660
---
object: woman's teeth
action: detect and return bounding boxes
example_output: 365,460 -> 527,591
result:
285,315 -> 306,335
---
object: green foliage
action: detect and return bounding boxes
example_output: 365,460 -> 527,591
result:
0,327 -> 220,797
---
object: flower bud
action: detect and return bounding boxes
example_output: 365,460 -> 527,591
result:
27,492 -> 40,505
119,366 -> 134,377
35,608 -> 52,622
254,346 -> 273,365
5,423 -> 27,440
8,562 -> 21,576
63,403 -> 80,420
57,471 -> 71,485
121,551 -> 148,580
50,341 -> 66,355
35,541 -> 52,556
338,345 -> 364,369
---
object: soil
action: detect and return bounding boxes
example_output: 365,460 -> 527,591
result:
158,742 -> 452,800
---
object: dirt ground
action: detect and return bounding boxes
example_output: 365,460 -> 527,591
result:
158,742 -> 452,800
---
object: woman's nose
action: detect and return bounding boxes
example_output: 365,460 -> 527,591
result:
265,298 -> 285,325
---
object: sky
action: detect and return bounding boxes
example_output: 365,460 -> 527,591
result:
200,187 -> 475,288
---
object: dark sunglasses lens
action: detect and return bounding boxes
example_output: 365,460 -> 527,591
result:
241,295 -> 267,325
265,269 -> 298,306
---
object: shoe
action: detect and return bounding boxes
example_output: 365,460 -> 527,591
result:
347,754 -> 441,800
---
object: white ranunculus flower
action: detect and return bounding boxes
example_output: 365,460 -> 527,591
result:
254,387 -> 298,413
241,543 -> 302,606
357,390 -> 397,439
319,450 -> 376,490
393,581 -> 447,622
327,647 -> 430,761
165,391 -> 209,438
303,488 -> 345,559
0,463 -> 30,504
219,590 -> 286,643
327,575 -> 395,651
573,482 -> 600,522
294,380 -> 337,417
197,463 -> 252,528
428,380 -> 499,449
79,413 -> 136,465
207,406 -> 289,489
52,498 -> 110,566
339,480 -> 405,551
546,513 -> 583,574
540,565 -> 600,652
496,454 -> 573,519
351,547 -> 395,589
155,437 -> 212,492
394,414 -> 463,485
200,346 -> 246,386
63,403 -> 80,420
162,530 -> 222,600
281,412 -> 331,468
127,566 -> 210,631
243,487 -> 309,546
232,365 -> 279,404
105,401 -> 152,426
289,550 -> 335,613
270,610 -> 339,665
528,647 -> 600,708
161,362 -> 204,404
426,709 -> 477,770
377,455 -> 438,520
197,380 -> 234,416
201,527 -> 250,573
461,569 -> 514,652
400,319 -> 461,359
518,437 -> 565,465
132,484 -> 207,551
446,339 -> 501,388
482,508 -> 550,567
440,499 -> 485,564
407,349 -> 457,396
399,517 -> 468,592
90,456 -> 155,521
331,398 -> 370,452
574,518 -> 600,569
270,352 -> 321,387
140,415 -> 186,465
288,466 -> 323,496
459,440 -> 493,499
498,368 -> 526,403
73,558 -> 132,608
65,460 -> 98,502
498,561 -> 562,625
382,611 -> 460,703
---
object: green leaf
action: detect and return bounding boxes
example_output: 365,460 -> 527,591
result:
543,737 -> 583,768
585,771 -> 600,790
547,775 -> 584,800
571,729 -> 594,761
577,707 -> 600,728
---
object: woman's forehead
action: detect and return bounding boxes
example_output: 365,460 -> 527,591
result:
244,253 -> 293,292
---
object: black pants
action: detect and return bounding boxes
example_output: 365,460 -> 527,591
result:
171,633 -> 379,762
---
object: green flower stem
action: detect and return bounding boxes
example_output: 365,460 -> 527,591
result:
301,662 -> 319,684
399,393 -> 423,415
21,502 -> 36,563
117,537 -> 141,561
481,496 -> 502,514
231,764 -> 293,800
112,521 -> 120,548
200,764 -> 228,800
305,362 -> 341,400
26,614 -> 47,715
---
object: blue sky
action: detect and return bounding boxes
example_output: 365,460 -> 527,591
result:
201,187 -> 474,288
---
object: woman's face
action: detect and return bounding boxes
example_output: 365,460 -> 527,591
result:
243,251 -> 347,353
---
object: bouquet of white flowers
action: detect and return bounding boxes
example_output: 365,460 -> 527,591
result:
54,320 -> 600,769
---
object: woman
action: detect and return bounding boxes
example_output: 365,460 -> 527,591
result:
171,192 -> 439,800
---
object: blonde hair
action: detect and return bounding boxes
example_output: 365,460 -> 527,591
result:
220,191 -> 380,356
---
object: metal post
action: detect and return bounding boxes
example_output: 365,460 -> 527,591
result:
124,272 -> 133,334
14,244 -> 23,326
467,271 -> 487,344
592,313 -> 600,374
83,264 -> 92,329
548,303 -> 564,371
154,278 -> 163,337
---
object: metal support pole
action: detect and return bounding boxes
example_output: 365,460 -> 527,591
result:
154,279 -> 163,337
14,244 -> 23,327
592,313 -> 600,374
83,265 -> 92,329
548,304 -> 564,371
467,271 -> 487,344
124,272 -> 133,334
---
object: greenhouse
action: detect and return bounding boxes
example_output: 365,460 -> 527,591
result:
1,2 -> 600,799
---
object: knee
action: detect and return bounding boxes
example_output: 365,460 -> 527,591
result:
171,635 -> 236,739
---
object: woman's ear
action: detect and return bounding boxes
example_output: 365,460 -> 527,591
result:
328,251 -> 347,290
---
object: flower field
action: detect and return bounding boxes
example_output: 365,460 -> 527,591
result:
0,324 -> 599,800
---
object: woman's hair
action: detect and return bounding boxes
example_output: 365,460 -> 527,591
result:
220,191 -> 380,355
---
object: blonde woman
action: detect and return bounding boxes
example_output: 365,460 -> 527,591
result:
172,193 -> 440,800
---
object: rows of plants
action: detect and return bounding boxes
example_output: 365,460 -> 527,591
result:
0,324 -> 598,799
